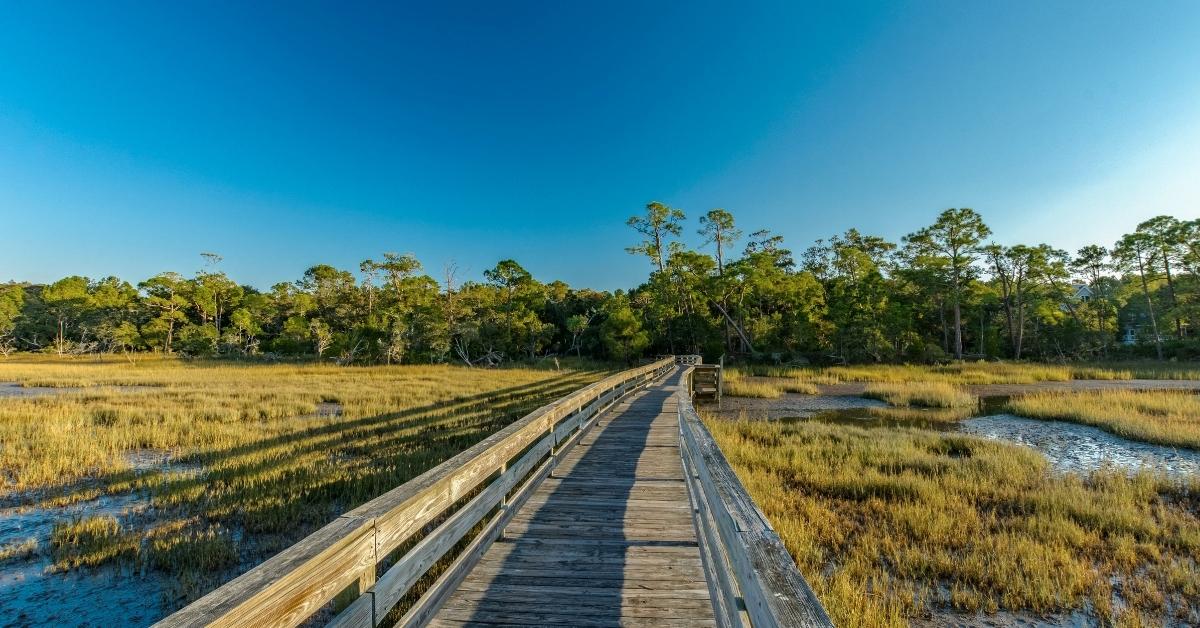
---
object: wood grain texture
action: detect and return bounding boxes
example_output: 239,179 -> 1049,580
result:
430,368 -> 716,628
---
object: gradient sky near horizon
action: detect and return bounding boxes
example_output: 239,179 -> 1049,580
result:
2,1 -> 1199,291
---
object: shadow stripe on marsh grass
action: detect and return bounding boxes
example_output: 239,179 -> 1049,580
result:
24,374 -> 596,512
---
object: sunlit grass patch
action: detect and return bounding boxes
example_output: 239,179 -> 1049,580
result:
735,360 -> 1200,387
730,366 -> 840,385
724,370 -> 817,396
827,362 -> 1077,384
736,365 -> 808,378
1007,390 -> 1200,449
0,537 -> 38,563
1084,361 -> 1200,381
725,379 -> 782,398
863,382 -> 976,408
703,415 -> 1200,626
863,405 -> 977,423
50,515 -> 139,570
736,365 -> 841,384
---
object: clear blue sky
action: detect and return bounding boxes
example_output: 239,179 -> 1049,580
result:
2,1 -> 1198,290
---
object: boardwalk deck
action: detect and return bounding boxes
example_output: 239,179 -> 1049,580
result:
429,368 -> 715,627
156,358 -> 830,628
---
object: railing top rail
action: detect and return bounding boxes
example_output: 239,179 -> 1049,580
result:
157,357 -> 675,628
678,366 -> 832,628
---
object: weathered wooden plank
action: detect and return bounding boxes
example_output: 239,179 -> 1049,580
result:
460,567 -> 708,587
429,368 -> 716,627
682,430 -> 743,628
432,606 -> 717,627
432,614 -> 716,628
453,580 -> 709,597
395,366 -> 679,626
327,590 -> 373,628
373,425 -> 562,617
440,594 -> 717,614
397,455 -> 554,627
157,515 -> 376,628
159,358 -> 674,628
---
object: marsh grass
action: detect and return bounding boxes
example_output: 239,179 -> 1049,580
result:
50,515 -> 139,570
729,360 -> 1200,385
0,537 -> 38,563
724,379 -> 782,398
1008,390 -> 1200,449
0,355 -> 608,606
1095,361 -> 1200,381
724,370 -> 818,397
863,406 -> 977,424
863,382 -> 976,408
831,362 -> 1084,384
732,366 -> 840,385
148,524 -> 238,574
704,416 -> 1200,626
776,379 -> 819,394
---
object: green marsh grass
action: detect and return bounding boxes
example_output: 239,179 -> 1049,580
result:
704,416 -> 1200,627
1008,389 -> 1200,449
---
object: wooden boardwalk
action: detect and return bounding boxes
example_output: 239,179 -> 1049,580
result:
429,368 -> 715,627
157,358 -> 830,628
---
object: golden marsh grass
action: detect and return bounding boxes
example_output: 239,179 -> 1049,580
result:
1008,390 -> 1200,450
704,416 -> 1200,627
0,355 -> 607,604
0,537 -> 37,564
744,361 -> 1200,385
863,381 -> 976,408
724,369 -> 818,397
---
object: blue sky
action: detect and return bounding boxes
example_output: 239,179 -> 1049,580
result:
2,1 -> 1198,290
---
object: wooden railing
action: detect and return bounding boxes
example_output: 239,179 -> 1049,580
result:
678,365 -> 833,628
155,357 -> 675,628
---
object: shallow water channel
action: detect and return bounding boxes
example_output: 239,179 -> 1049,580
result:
960,413 -> 1200,477
717,389 -> 1200,478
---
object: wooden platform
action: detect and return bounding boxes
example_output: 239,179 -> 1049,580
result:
429,369 -> 715,627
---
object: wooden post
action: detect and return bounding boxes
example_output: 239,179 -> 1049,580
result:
497,461 -> 508,541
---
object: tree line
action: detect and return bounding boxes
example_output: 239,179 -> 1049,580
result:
1,208 -> 1197,364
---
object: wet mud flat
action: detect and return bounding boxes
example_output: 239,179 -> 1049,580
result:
0,453 -> 212,627
1,491 -> 166,627
0,383 -> 84,398
0,382 -> 158,399
960,414 -> 1200,477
